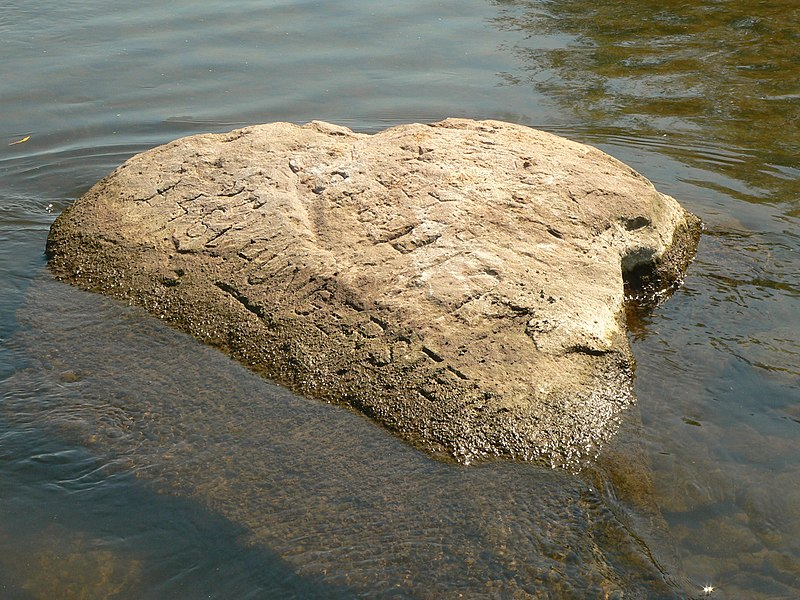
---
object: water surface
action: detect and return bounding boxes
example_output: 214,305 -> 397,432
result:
2,0 -> 798,598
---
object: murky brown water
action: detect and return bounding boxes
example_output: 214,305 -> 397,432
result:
2,0 -> 798,597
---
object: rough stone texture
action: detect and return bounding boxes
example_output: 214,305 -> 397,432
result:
47,119 -> 701,466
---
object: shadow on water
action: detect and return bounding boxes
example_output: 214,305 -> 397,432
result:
0,209 -> 345,600
2,273 -> 691,598
0,427 -> 351,600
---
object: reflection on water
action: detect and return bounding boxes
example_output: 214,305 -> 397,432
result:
2,277 -> 683,598
492,0 -> 800,205
491,1 -> 800,597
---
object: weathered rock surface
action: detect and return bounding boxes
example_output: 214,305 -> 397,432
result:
47,119 -> 701,465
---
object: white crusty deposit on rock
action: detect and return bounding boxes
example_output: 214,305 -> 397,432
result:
47,119 -> 701,465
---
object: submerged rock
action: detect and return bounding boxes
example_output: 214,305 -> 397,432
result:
47,119 -> 700,465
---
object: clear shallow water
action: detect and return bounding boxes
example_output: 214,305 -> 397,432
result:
2,278 -> 679,598
1,0 -> 798,598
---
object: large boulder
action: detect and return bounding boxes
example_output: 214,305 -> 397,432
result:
47,119 -> 700,465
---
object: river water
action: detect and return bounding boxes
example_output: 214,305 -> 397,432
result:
1,1 -> 797,598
